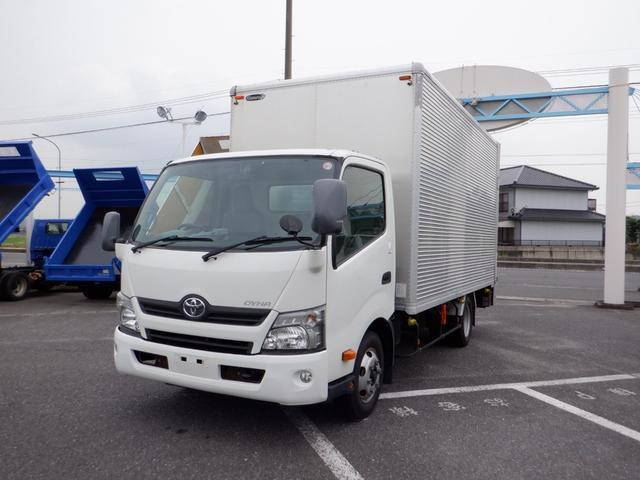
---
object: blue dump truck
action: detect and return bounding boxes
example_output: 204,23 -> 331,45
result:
44,167 -> 148,299
0,141 -> 59,300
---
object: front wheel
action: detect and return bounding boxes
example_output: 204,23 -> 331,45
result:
337,331 -> 384,421
81,286 -> 114,300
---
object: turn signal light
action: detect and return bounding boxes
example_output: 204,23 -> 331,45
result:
342,349 -> 356,361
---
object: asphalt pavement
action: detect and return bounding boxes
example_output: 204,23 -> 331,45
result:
1,268 -> 639,480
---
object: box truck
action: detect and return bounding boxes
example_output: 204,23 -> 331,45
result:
104,64 -> 499,419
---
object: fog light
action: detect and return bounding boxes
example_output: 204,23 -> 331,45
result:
298,370 -> 312,383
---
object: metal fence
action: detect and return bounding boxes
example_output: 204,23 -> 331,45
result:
499,240 -> 603,247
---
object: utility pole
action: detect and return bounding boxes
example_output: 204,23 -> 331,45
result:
602,67 -> 629,306
32,133 -> 62,219
284,0 -> 292,79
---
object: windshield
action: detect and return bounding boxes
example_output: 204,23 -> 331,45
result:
131,155 -> 338,251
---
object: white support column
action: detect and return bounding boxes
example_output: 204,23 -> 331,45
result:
603,67 -> 629,305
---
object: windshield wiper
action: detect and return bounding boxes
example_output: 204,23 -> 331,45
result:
132,235 -> 213,253
202,235 -> 313,262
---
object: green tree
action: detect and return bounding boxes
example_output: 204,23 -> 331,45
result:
627,216 -> 640,243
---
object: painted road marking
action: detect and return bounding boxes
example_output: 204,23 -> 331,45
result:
496,295 -> 592,305
608,387 -> 636,396
514,386 -> 640,443
575,391 -> 597,400
284,408 -> 363,480
389,406 -> 418,417
484,398 -> 510,407
379,373 -> 637,399
438,401 -> 466,411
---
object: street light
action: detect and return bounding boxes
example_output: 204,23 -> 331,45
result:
156,107 -> 208,157
32,133 -> 62,219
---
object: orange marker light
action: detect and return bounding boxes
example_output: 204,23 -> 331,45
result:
399,75 -> 412,81
342,349 -> 356,361
234,95 -> 245,100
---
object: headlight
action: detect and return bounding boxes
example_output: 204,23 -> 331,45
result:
116,292 -> 139,333
261,306 -> 325,352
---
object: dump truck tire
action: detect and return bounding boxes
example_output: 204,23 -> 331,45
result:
1,271 -> 30,301
81,286 -> 113,300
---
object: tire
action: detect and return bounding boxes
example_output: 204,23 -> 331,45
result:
81,286 -> 114,300
448,297 -> 473,347
337,331 -> 384,421
1,271 -> 30,301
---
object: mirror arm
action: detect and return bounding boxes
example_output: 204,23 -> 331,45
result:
293,233 -> 319,249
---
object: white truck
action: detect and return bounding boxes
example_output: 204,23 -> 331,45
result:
103,64 -> 499,419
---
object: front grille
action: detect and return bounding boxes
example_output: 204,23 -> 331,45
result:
138,298 -> 269,326
145,329 -> 253,355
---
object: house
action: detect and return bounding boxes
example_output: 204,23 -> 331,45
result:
498,165 -> 605,246
191,135 -> 230,156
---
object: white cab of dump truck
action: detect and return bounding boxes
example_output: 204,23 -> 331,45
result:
109,63 -> 499,419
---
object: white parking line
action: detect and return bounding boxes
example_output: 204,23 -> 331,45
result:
379,373 -> 637,399
514,386 -> 640,443
284,408 -> 363,480
0,309 -> 113,318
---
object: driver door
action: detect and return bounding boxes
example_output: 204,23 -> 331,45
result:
325,156 -> 395,380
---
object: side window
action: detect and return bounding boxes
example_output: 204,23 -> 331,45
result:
45,222 -> 69,235
499,192 -> 509,213
334,166 -> 385,266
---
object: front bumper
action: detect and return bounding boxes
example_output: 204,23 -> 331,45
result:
114,327 -> 328,405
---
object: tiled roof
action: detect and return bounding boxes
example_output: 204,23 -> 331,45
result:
499,165 -> 597,190
510,208 -> 605,222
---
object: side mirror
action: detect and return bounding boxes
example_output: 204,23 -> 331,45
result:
101,211 -> 121,251
311,179 -> 347,235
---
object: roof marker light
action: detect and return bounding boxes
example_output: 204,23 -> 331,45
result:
399,75 -> 412,81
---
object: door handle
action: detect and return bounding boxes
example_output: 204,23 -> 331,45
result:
381,271 -> 392,284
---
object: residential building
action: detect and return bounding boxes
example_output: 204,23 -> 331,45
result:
498,165 -> 605,245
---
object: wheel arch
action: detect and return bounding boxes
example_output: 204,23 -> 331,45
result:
366,317 -> 394,384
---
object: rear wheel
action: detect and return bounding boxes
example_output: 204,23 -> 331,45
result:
81,286 -> 114,300
337,331 -> 384,421
1,272 -> 30,301
448,297 -> 473,347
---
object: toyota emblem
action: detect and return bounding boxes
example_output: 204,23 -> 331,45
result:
182,296 -> 207,319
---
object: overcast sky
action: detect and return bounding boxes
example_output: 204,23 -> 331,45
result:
1,0 -> 638,217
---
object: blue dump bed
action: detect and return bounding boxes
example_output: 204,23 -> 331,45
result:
0,142 -> 55,247
45,167 -> 148,283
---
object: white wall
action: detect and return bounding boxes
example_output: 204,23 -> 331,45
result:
515,188 -> 587,211
521,221 -> 603,242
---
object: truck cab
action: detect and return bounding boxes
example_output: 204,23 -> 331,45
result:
108,149 -> 395,418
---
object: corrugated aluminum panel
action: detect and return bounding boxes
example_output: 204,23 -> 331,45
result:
404,72 -> 498,314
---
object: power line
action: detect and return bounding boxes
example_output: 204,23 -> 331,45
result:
0,111 -> 230,141
537,64 -> 640,76
0,90 -> 229,126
